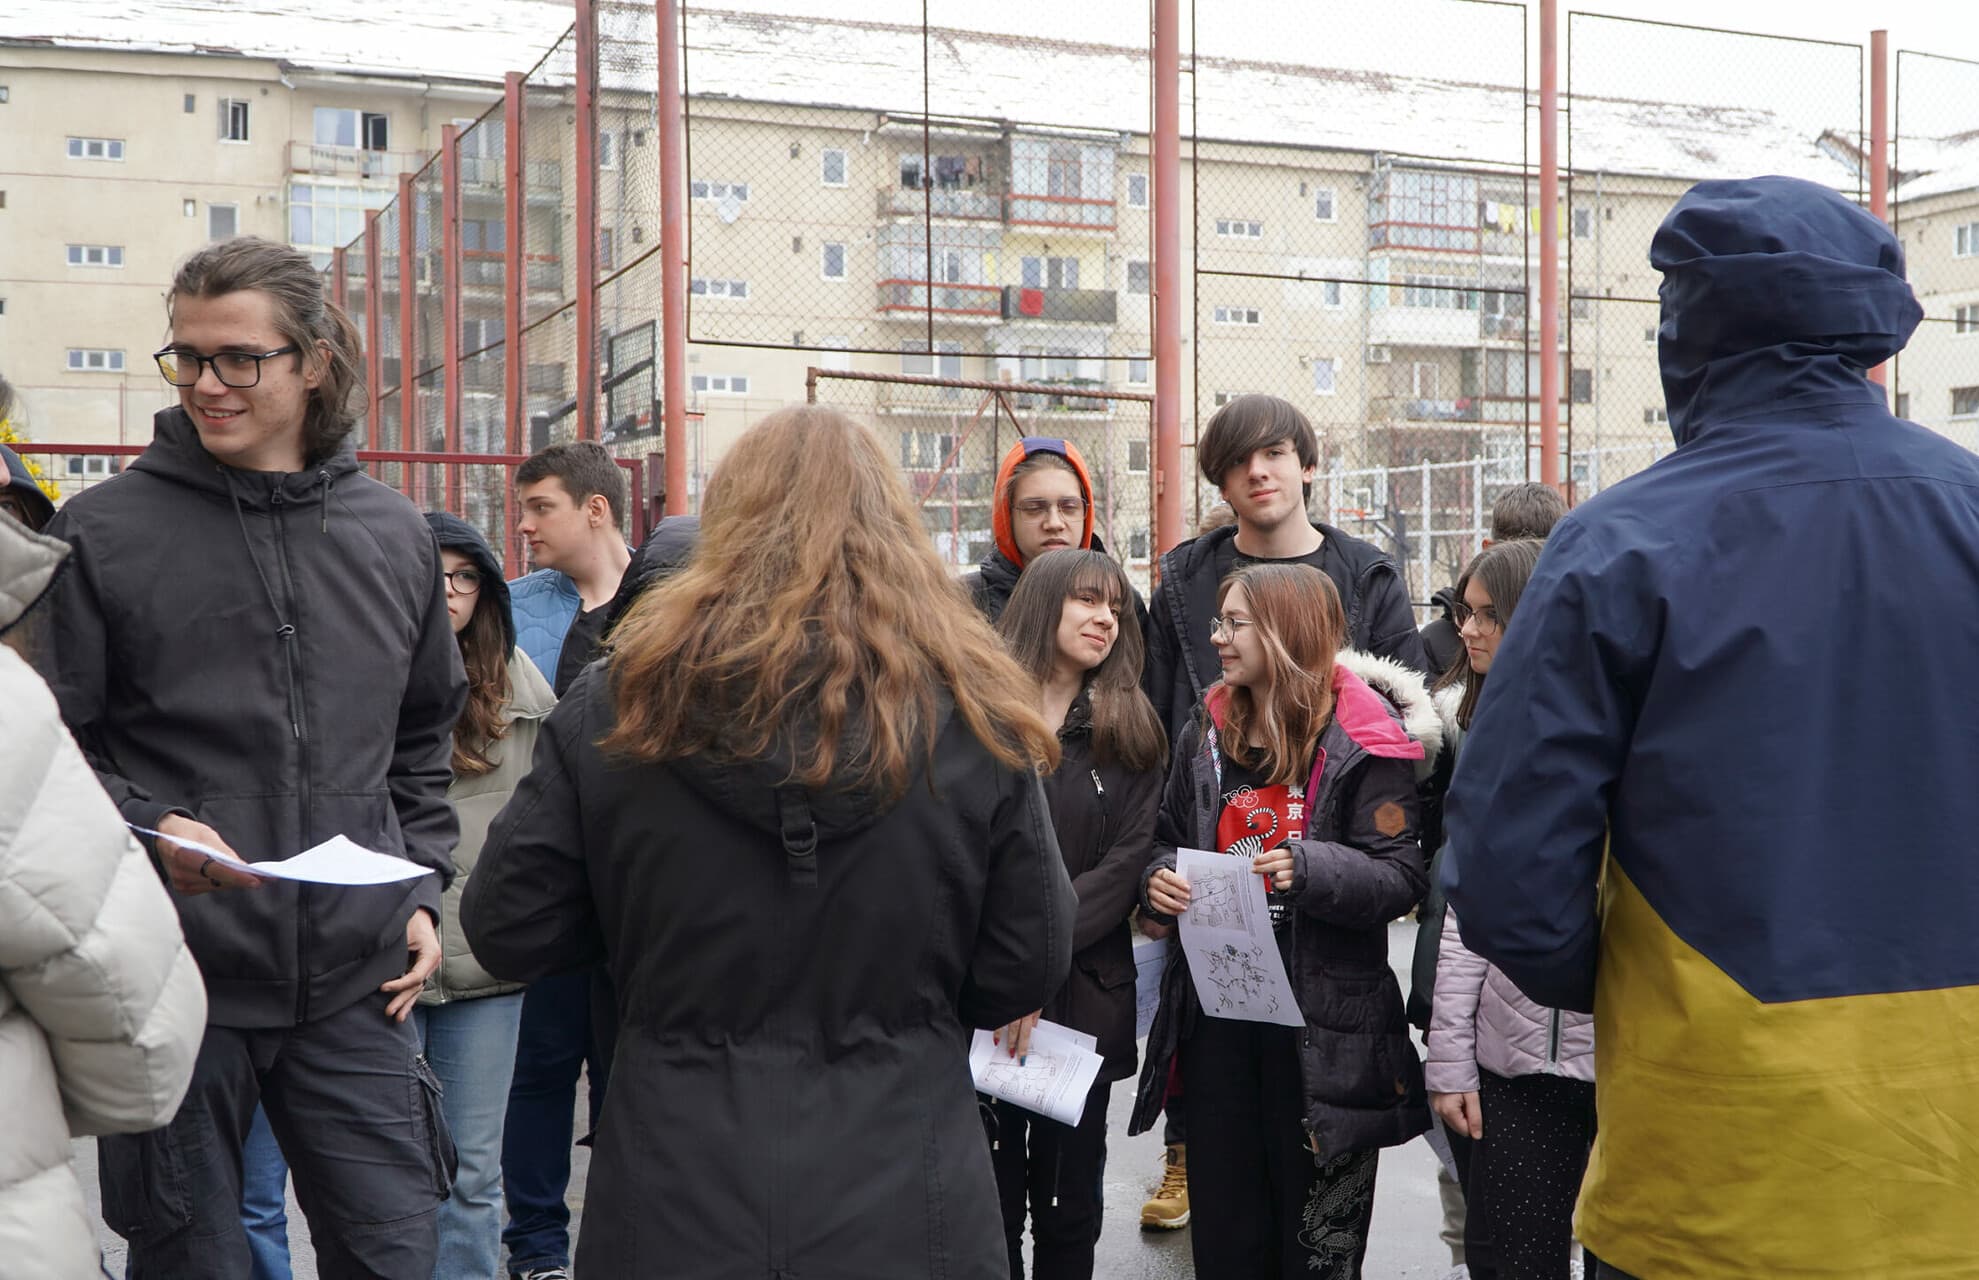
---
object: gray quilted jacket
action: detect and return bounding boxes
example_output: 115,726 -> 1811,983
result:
0,520 -> 207,1278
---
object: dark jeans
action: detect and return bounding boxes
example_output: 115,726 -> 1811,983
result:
990,1084 -> 1111,1280
1179,1017 -> 1378,1280
500,970 -> 613,1270
100,993 -> 454,1280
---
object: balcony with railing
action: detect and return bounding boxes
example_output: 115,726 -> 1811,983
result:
288,140 -> 428,181
877,185 -> 1003,221
1011,378 -> 1115,415
877,279 -> 1003,320
458,155 -> 564,198
1005,192 -> 1115,232
1000,286 -> 1117,325
460,253 -> 566,294
1369,395 -> 1482,424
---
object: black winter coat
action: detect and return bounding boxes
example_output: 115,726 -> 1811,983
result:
1142,523 -> 1427,742
962,534 -> 1151,637
1129,657 -> 1432,1159
1419,584 -> 1464,683
462,669 -> 1076,1280
36,407 -> 465,1029
1039,695 -> 1164,1081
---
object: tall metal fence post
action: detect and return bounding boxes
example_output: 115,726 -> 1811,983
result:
657,0 -> 690,515
365,209 -> 384,482
1869,29 -> 1890,393
504,70 -> 527,569
398,171 -> 419,499
1540,0 -> 1562,491
1471,457 -> 1484,545
331,247 -> 347,312
1152,0 -> 1184,556
1419,459 -> 1433,602
442,123 -> 464,513
575,0 -> 601,440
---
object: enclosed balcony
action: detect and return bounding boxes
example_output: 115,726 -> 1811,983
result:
1001,286 -> 1117,325
877,280 -> 1003,320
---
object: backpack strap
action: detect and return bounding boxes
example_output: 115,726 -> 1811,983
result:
775,786 -> 819,888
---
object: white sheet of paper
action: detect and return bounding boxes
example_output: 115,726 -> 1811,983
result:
127,826 -> 434,886
1133,934 -> 1168,1041
969,1018 -> 1105,1127
1175,846 -> 1305,1027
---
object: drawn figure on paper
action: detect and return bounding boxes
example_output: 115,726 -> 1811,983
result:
1188,867 -> 1248,932
978,1052 -> 1061,1113
1203,941 -> 1285,1017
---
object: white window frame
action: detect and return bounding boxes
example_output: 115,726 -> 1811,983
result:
1126,173 -> 1148,209
1314,187 -> 1336,223
207,203 -> 238,241
689,277 -> 750,299
66,136 -> 125,161
182,198 -> 198,219
598,129 -> 618,169
820,148 -> 848,188
1212,305 -> 1261,326
1956,222 -> 1979,258
689,180 -> 750,202
1643,407 -> 1669,425
1311,356 -> 1338,396
65,348 -> 126,372
1127,438 -> 1150,472
1215,217 -> 1264,239
1572,206 -> 1594,239
1126,353 -> 1150,385
1126,260 -> 1150,296
219,98 -> 250,143
690,374 -> 751,395
1954,386 -> 1979,419
66,244 -> 125,268
820,241 -> 847,281
599,226 -> 616,271
1956,303 -> 1979,336
1323,280 -> 1343,309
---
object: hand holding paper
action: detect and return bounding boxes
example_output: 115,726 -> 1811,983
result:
148,814 -> 264,895
969,1019 -> 1105,1127
1175,847 -> 1305,1027
129,826 -> 437,887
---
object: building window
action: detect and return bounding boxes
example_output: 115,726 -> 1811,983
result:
1400,274 -> 1476,311
1129,527 -> 1150,559
462,218 -> 504,252
1212,391 -> 1253,407
1571,367 -> 1594,404
689,180 -> 750,202
598,129 -> 617,169
289,182 -> 392,257
1570,295 -> 1592,319
1311,357 -> 1337,395
219,98 -> 249,142
1643,407 -> 1669,425
1957,304 -> 1979,335
463,317 -> 504,352
184,93 -> 195,113
182,198 -> 198,218
689,277 -> 749,298
208,204 -> 238,240
67,455 -> 121,481
1126,173 -> 1148,209
690,374 -> 750,395
0,86 -> 10,105
1314,188 -> 1336,222
1126,353 -> 1149,384
66,136 -> 125,161
66,244 -> 125,268
599,227 -> 616,271
1323,280 -> 1343,308
1127,438 -> 1150,472
1212,305 -> 1261,326
1215,217 -> 1263,239
313,108 -> 388,150
1572,206 -> 1594,239
902,340 -> 962,380
1126,260 -> 1150,296
1957,223 -> 1979,258
66,348 -> 126,372
1954,386 -> 1979,417
1021,256 -> 1081,290
821,242 -> 847,280
820,148 -> 847,187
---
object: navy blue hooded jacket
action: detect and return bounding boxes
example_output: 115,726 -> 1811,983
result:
1438,177 -> 1979,1276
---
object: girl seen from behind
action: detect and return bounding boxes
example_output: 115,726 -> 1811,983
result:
1134,563 -> 1440,1280
461,406 -> 1076,1280
989,548 -> 1167,1279
1426,539 -> 1595,1280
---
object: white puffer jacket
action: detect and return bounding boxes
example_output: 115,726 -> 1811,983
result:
0,520 -> 207,1278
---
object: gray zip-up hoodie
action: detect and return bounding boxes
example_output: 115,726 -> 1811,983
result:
35,406 -> 465,1030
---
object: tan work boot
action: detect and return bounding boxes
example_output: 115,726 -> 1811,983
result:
1140,1142 -> 1190,1229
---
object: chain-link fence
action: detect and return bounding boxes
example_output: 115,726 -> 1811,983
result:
1566,16 -> 1864,506
1893,51 -> 1979,449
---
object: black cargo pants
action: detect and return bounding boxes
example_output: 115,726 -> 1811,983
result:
99,991 -> 457,1280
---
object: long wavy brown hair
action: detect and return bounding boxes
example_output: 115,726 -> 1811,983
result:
1213,562 -> 1346,786
452,587 -> 512,777
995,549 -> 1166,774
603,406 -> 1059,796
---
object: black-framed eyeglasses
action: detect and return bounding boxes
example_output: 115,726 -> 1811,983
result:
153,344 -> 301,389
1209,614 -> 1255,639
443,569 -> 483,595
1013,497 -> 1087,521
1452,602 -> 1502,633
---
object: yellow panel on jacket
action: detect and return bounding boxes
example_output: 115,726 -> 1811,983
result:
1578,865 -> 1979,1278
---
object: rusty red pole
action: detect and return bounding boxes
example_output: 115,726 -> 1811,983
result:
657,0 -> 690,516
504,70 -> 527,570
1152,0 -> 1183,554
441,123 -> 464,513
574,0 -> 600,440
1869,29 -> 1890,392
1539,0 -> 1561,491
331,246 -> 348,312
364,210 -> 383,472
398,170 -> 419,499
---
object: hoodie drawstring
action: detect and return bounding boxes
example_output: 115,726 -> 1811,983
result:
320,468 -> 333,533
224,469 -> 302,738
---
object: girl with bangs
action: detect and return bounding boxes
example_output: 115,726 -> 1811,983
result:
460,406 -> 1076,1280
988,548 -> 1166,1279
1132,562 -> 1439,1280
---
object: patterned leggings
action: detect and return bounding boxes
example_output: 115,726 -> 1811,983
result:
1461,1068 -> 1597,1280
1180,1017 -> 1380,1280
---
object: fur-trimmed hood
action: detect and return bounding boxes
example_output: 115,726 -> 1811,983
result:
1336,648 -> 1445,781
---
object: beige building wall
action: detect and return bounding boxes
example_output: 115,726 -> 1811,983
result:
1894,190 -> 1979,449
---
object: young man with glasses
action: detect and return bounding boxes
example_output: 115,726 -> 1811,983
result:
33,236 -> 466,1279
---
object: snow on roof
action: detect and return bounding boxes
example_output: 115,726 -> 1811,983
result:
1892,131 -> 1979,205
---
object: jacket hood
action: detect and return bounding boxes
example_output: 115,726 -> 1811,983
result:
603,515 -> 701,638
1652,176 -> 1922,444
1429,584 -> 1460,616
1204,649 -> 1437,776
505,646 -> 557,719
129,407 -> 362,505
990,436 -> 1096,568
1,444 -> 57,531
426,511 -> 515,658
0,515 -> 68,635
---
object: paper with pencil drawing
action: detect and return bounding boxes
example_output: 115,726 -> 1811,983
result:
969,1019 -> 1104,1126
1175,846 -> 1304,1027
